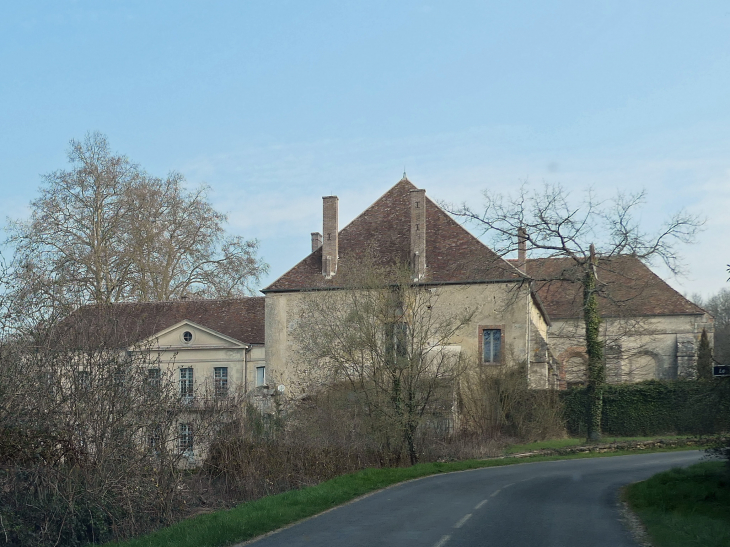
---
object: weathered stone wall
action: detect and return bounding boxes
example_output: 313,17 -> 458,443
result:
549,313 -> 714,384
264,282 -> 550,395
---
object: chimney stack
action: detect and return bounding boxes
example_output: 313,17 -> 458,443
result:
517,227 -> 527,272
410,188 -> 426,280
311,232 -> 323,253
322,196 -> 338,278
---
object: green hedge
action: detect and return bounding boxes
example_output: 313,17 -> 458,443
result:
562,380 -> 730,437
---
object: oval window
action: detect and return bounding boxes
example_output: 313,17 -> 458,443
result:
182,331 -> 193,343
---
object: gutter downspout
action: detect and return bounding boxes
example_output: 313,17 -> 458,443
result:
243,345 -> 249,395
526,283 -> 531,374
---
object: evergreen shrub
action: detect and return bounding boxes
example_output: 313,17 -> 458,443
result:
562,380 -> 730,437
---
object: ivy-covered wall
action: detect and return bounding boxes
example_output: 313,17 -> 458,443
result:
562,380 -> 730,437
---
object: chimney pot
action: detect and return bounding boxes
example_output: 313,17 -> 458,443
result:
410,189 -> 426,280
311,232 -> 323,253
322,196 -> 339,278
517,227 -> 527,272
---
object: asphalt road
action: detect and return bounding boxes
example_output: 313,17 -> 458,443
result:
245,451 -> 705,547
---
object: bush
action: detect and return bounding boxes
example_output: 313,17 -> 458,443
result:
0,330 -> 237,546
458,362 -> 566,442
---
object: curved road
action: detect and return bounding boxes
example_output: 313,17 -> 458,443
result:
245,451 -> 704,547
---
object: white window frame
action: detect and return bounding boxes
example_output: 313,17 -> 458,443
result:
180,367 -> 194,400
214,366 -> 228,397
179,422 -> 193,454
255,366 -> 266,387
147,368 -> 161,388
148,425 -> 162,451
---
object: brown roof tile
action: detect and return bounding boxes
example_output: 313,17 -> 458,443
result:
263,178 -> 523,292
518,256 -> 705,319
58,298 -> 265,348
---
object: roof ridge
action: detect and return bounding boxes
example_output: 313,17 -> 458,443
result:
338,177 -> 417,235
75,296 -> 264,312
113,296 -> 263,304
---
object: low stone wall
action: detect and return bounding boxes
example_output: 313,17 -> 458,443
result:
507,437 -> 717,458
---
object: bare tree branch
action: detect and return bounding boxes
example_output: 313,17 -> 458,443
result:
444,181 -> 703,440
3,132 -> 268,317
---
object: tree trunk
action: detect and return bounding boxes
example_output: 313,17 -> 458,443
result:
583,244 -> 605,441
405,388 -> 418,465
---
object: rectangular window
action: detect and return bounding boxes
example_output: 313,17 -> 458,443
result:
180,368 -> 194,399
43,372 -> 57,398
256,366 -> 266,387
147,368 -> 161,388
113,367 -> 127,389
394,322 -> 408,359
214,367 -> 228,397
145,368 -> 161,397
482,328 -> 502,364
179,423 -> 193,453
148,425 -> 161,450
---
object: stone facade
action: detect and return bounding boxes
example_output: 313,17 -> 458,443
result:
262,177 -> 557,393
264,281 -> 554,394
263,178 -> 711,391
519,257 -> 713,386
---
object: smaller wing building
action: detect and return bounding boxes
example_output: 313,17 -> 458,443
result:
59,297 -> 267,397
517,256 -> 713,386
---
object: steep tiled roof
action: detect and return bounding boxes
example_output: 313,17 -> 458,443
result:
263,178 -> 523,292
57,297 -> 265,348
518,256 -> 706,319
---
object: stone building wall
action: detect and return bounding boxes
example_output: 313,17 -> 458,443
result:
548,313 -> 714,386
264,282 -> 550,395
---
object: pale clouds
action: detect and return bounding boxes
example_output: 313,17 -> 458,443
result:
667,169 -> 730,299
176,128 -> 730,296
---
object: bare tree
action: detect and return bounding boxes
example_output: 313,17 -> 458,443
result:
0,314 -> 239,545
449,183 -> 701,440
5,132 -> 267,313
6,133 -> 141,308
126,173 -> 267,300
293,261 -> 474,465
457,359 -> 564,441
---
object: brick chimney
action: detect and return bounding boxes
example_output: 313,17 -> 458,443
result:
322,196 -> 338,278
517,227 -> 527,272
410,188 -> 426,281
311,232 -> 323,253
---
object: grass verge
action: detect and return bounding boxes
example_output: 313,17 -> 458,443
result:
108,443 -> 702,547
624,460 -> 730,547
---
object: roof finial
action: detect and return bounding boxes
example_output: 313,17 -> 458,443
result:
402,167 -> 407,181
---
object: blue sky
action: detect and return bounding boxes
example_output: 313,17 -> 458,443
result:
1,1 -> 729,299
